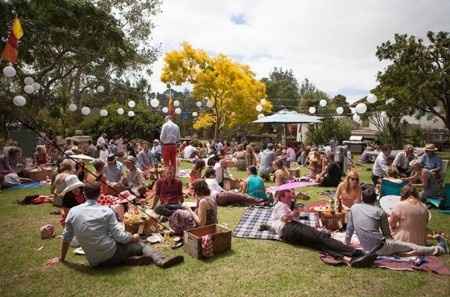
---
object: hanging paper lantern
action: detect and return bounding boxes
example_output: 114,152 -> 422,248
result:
81,106 -> 91,116
367,93 -> 377,104
386,98 -> 395,105
150,99 -> 160,108
260,98 -> 267,105
256,104 -> 263,112
24,77 -> 34,85
206,101 -> 214,108
257,113 -> 265,119
97,85 -> 105,93
13,95 -> 26,107
162,107 -> 168,114
355,102 -> 367,114
192,111 -> 198,117
308,106 -> 316,114
117,107 -> 124,115
68,104 -> 77,112
32,82 -> 41,92
128,111 -> 135,117
319,99 -> 327,107
24,85 -> 34,94
99,109 -> 108,117
352,114 -> 360,122
196,101 -> 202,108
175,107 -> 182,114
3,65 -> 16,78
174,100 -> 180,107
128,100 -> 136,108
336,106 -> 344,115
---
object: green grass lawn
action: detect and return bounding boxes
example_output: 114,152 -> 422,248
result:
0,160 -> 449,297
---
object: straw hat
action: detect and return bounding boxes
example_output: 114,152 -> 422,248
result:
61,175 -> 84,195
424,144 -> 438,152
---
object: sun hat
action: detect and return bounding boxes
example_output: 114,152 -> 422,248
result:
424,144 -> 438,151
124,155 -> 136,164
61,174 -> 84,196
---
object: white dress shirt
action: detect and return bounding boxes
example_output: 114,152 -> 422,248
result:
160,120 -> 180,144
269,201 -> 292,236
372,152 -> 390,177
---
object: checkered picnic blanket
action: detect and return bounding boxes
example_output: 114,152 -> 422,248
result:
233,206 -> 320,240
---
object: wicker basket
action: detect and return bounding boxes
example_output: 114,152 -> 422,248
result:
319,211 -> 346,231
183,224 -> 231,259
28,167 -> 55,181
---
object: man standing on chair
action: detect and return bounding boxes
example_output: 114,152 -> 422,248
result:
160,115 -> 180,170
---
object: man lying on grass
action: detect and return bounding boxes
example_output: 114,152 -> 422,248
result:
49,182 -> 183,268
261,193 -> 378,267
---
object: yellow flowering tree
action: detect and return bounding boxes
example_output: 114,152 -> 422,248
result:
161,42 -> 271,139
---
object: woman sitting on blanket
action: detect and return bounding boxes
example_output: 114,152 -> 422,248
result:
273,159 -> 294,203
263,189 -> 377,267
189,159 -> 205,193
204,167 -> 263,206
169,179 -> 218,235
242,166 -> 268,201
389,185 -> 430,246
335,170 -> 362,211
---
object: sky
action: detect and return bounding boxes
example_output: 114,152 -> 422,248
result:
149,0 -> 450,101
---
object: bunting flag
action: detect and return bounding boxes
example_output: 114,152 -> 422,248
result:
167,93 -> 175,116
1,17 -> 24,64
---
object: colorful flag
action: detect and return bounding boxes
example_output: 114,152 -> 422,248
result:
168,94 -> 175,116
1,17 -> 24,64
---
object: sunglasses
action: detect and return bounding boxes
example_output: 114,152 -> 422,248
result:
349,177 -> 359,181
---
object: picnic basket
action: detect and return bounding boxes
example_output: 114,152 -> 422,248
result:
319,211 -> 346,231
183,224 -> 231,259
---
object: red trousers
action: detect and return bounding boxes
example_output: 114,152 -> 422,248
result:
162,144 -> 177,169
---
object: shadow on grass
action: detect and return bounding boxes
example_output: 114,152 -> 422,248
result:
63,261 -> 134,276
188,249 -> 236,264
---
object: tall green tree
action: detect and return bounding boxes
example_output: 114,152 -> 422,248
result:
298,78 -> 329,112
0,0 -> 160,137
375,31 -> 450,130
261,68 -> 299,111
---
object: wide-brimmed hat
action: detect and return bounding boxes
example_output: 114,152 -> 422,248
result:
424,144 -> 438,151
61,175 -> 84,195
124,155 -> 136,164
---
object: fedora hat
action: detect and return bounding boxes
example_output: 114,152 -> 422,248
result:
424,144 -> 438,152
61,175 -> 84,196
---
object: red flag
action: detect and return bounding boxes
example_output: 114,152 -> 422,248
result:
1,17 -> 23,64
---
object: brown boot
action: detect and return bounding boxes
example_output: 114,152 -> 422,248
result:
149,251 -> 184,268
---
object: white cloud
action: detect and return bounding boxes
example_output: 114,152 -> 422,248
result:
149,0 -> 450,101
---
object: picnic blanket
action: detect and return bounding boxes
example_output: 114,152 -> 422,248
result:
233,206 -> 319,240
267,180 -> 318,194
5,181 -> 43,190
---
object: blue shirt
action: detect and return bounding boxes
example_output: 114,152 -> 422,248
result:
246,175 -> 267,200
104,161 -> 124,183
63,200 -> 132,266
420,153 -> 442,171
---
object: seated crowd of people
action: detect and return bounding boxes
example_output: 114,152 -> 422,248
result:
2,133 -> 448,270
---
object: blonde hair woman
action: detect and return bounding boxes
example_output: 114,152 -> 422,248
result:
335,170 -> 362,211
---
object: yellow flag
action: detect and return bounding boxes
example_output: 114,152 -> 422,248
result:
12,17 -> 23,39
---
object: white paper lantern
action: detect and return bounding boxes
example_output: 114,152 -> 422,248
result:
386,97 -> 395,105
150,99 -> 160,108
24,84 -> 34,94
192,111 -> 198,117
355,102 -> 367,114
174,100 -> 180,107
175,107 -> 182,114
257,113 -> 265,120
260,98 -> 267,105
13,95 -> 26,107
319,99 -> 327,107
206,100 -> 214,108
97,85 -> 105,93
81,106 -> 91,116
68,104 -> 77,112
308,106 -> 316,114
367,93 -> 377,104
128,111 -> 135,117
24,77 -> 34,85
32,82 -> 41,92
352,114 -> 360,122
256,104 -> 263,112
99,109 -> 108,117
128,100 -> 136,108
117,107 -> 124,115
336,106 -> 344,115
3,65 -> 16,78
162,107 -> 168,114
196,101 -> 202,108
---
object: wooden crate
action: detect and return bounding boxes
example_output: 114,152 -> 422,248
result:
183,224 -> 231,259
